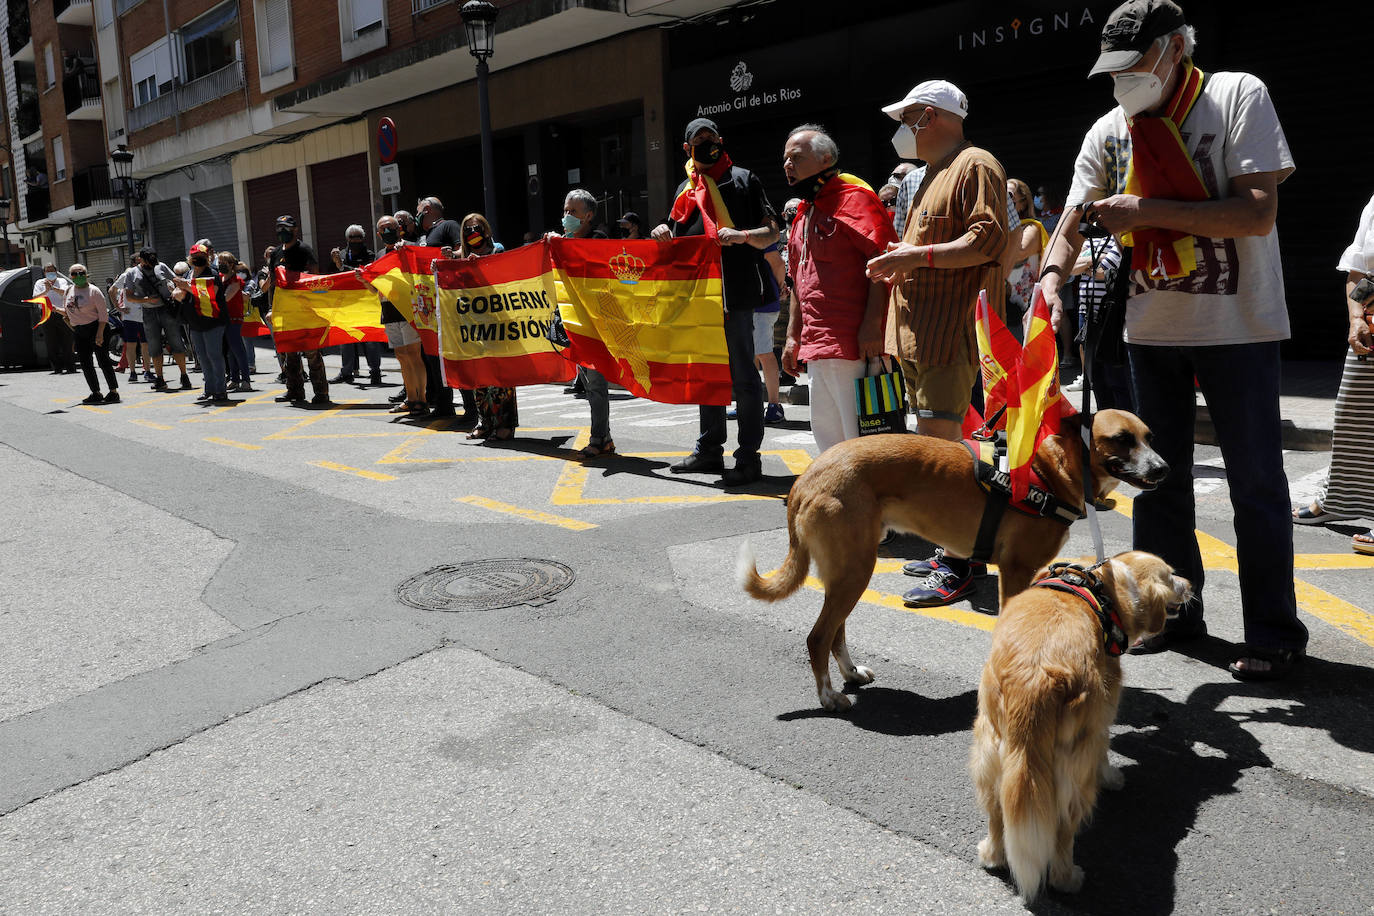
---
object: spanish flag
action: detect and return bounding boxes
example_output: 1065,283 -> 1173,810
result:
433,241 -> 574,389
1005,288 -> 1074,502
553,236 -> 731,405
189,278 -> 222,320
668,154 -> 735,239
270,268 -> 385,353
974,288 -> 1021,429
1121,59 -> 1209,279
240,303 -> 271,338
27,296 -> 54,329
362,246 -> 443,355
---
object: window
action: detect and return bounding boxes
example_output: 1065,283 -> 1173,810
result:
256,0 -> 293,85
52,137 -> 66,182
180,1 -> 241,83
44,45 -> 55,88
349,0 -> 384,33
338,0 -> 386,61
96,0 -> 114,29
130,38 -> 173,105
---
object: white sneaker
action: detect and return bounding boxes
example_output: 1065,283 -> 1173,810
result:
1064,377 -> 1085,392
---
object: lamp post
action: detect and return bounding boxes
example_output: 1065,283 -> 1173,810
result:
461,0 -> 499,238
110,146 -> 136,266
0,197 -> 11,270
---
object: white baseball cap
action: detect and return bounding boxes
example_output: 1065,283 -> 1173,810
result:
882,79 -> 969,121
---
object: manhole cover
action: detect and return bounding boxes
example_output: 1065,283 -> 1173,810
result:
396,558 -> 575,612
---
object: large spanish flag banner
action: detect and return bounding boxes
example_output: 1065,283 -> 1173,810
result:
361,246 -> 442,355
271,268 -> 386,353
433,241 -> 575,388
552,236 -> 730,405
1005,288 -> 1074,502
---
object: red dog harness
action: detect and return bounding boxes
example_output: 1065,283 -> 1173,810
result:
1034,562 -> 1128,657
963,439 -> 1086,563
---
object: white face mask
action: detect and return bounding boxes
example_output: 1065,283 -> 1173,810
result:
1112,44 -> 1173,117
891,123 -> 917,160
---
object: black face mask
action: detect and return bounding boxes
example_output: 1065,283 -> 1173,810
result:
691,141 -> 723,167
140,263 -> 155,273
379,228 -> 400,245
464,227 -> 489,250
347,240 -> 365,250
789,165 -> 839,203
190,257 -> 208,268
276,229 -> 293,244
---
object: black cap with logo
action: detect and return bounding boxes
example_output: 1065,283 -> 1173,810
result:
1089,0 -> 1187,76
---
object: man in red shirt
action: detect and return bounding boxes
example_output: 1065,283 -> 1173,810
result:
781,125 -> 897,453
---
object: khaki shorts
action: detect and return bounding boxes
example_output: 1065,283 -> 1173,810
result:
384,320 -> 420,348
900,333 -> 977,424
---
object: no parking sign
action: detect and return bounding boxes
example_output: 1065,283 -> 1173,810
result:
377,117 -> 398,165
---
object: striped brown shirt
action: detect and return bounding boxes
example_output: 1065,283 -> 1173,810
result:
886,144 -> 1008,367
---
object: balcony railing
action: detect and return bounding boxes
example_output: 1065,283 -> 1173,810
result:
63,63 -> 101,116
72,165 -> 118,210
15,96 -> 41,139
7,0 -> 31,57
25,189 -> 50,223
127,60 -> 245,132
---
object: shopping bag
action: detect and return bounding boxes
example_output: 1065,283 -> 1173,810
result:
854,356 -> 909,436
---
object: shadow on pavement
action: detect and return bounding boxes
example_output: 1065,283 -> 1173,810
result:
777,687 -> 978,737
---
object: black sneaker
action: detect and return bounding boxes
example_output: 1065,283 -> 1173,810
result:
369,372 -> 384,385
179,375 -> 193,390
388,391 -> 407,403
329,374 -> 353,384
275,393 -> 305,402
722,463 -> 763,486
1129,617 -> 1207,655
670,453 -> 725,474
103,390 -> 121,404
902,564 -> 977,607
311,393 -> 332,406
903,549 -> 987,578
81,392 -> 104,405
152,378 -> 168,391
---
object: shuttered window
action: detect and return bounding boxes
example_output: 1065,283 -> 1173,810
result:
309,154 -> 369,260
262,0 -> 292,76
149,199 -> 185,263
81,247 -> 122,287
349,0 -> 384,33
191,185 -> 241,261
246,169 -> 300,264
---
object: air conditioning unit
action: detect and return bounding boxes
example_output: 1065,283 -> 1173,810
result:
38,229 -> 56,247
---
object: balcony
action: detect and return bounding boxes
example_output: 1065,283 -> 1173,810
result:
7,0 -> 32,59
63,63 -> 103,119
71,165 -> 119,210
54,0 -> 95,26
25,189 -> 51,223
15,96 -> 41,142
127,60 -> 245,133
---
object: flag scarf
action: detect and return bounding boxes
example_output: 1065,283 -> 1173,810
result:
433,242 -> 574,389
270,268 -> 386,353
974,288 -> 1022,424
667,154 -> 735,239
1121,59 -> 1209,279
27,296 -> 54,329
1005,289 -> 1074,502
553,236 -> 731,405
794,172 -> 898,253
362,246 -> 442,355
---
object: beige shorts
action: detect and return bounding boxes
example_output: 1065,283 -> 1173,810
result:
900,333 -> 977,424
384,320 -> 420,348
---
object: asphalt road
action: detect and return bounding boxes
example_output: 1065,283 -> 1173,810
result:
2,351 -> 1372,914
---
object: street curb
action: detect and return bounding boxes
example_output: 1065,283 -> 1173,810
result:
1195,406 -> 1332,452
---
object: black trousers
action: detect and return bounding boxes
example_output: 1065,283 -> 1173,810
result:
46,315 -> 76,371
72,322 -> 118,394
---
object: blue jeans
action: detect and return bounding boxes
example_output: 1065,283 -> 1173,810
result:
693,308 -> 764,467
341,342 -> 382,377
583,367 -> 610,443
225,325 -> 251,384
189,325 -> 228,397
1127,341 -> 1306,651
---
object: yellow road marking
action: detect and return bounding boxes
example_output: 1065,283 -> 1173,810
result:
309,460 -> 396,481
130,419 -> 173,430
263,404 -> 349,440
76,404 -> 111,414
455,495 -> 596,531
121,391 -> 198,409
205,436 -> 262,451
1294,553 -> 1374,570
802,576 -> 996,633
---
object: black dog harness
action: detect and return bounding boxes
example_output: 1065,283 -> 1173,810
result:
963,437 -> 1086,563
1034,561 -> 1128,657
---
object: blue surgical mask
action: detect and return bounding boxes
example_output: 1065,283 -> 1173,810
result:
45,270 -> 57,281
561,212 -> 582,236
1032,195 -> 1043,211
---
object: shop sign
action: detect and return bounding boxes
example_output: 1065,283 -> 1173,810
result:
75,213 -> 140,250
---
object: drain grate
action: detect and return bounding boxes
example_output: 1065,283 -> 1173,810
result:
396,558 -> 575,612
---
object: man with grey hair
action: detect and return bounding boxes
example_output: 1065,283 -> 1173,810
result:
781,124 -> 896,453
652,117 -> 778,486
330,222 -> 382,385
560,188 -> 618,458
1036,0 -> 1306,680
419,195 -> 472,421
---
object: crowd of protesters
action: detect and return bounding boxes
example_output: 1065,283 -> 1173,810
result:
31,0 -> 1374,683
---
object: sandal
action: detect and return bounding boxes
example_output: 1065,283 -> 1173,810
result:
1228,646 -> 1304,682
578,438 -> 615,460
1293,502 -> 1353,526
1354,530 -> 1374,556
467,426 -> 492,440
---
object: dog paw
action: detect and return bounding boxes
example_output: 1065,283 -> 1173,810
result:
1049,864 -> 1085,894
819,688 -> 854,713
976,837 -> 1006,869
843,665 -> 876,686
1099,764 -> 1125,791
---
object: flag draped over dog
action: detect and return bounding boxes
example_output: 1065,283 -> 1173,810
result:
553,236 -> 730,405
270,268 -> 385,353
1005,289 -> 1074,502
362,246 -> 442,354
432,242 -> 573,389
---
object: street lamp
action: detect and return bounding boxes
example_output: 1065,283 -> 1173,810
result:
110,146 -> 136,267
461,0 -> 499,238
0,196 -> 11,270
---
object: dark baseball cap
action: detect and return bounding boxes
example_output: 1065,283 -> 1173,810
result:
617,211 -> 642,227
684,117 -> 719,143
275,214 -> 297,228
1089,0 -> 1187,76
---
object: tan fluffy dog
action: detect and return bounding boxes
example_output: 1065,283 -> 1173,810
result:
737,409 -> 1167,711
970,551 -> 1191,902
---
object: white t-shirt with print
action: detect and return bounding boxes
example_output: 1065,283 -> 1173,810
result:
1337,194 -> 1374,275
1066,70 -> 1295,346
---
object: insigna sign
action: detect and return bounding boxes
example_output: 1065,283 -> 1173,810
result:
956,6 -> 1098,50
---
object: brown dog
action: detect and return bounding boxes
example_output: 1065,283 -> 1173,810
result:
737,409 -> 1167,711
969,551 -> 1191,902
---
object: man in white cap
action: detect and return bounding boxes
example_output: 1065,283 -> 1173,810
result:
1035,0 -> 1306,681
865,78 -> 1009,610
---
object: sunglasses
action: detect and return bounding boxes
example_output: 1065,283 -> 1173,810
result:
70,271 -> 87,277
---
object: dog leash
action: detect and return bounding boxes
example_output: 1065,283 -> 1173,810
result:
1074,223 -> 1114,566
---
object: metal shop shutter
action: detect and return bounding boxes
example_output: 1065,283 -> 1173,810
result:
81,247 -> 121,286
55,239 -> 77,272
190,185 -> 241,261
246,169 -> 300,268
309,153 -> 369,258
149,199 -> 186,263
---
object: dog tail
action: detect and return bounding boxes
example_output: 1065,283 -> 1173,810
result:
1000,662 -> 1079,903
737,535 -> 810,603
